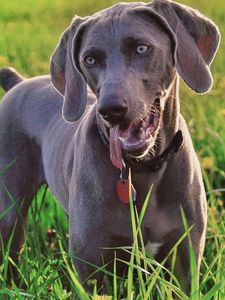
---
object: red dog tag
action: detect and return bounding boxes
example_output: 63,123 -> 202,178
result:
116,180 -> 137,204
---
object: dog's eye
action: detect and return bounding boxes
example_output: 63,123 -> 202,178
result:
136,45 -> 149,54
84,56 -> 96,65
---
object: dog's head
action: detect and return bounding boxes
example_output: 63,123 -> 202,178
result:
50,0 -> 220,169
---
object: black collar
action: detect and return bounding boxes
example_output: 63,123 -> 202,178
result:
96,114 -> 183,173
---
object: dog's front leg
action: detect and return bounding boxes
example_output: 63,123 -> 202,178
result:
69,221 -> 109,287
68,186 -> 133,289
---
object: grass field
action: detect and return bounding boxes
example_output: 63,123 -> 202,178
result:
0,0 -> 224,299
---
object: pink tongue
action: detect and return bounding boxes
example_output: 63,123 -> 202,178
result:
109,126 -> 123,169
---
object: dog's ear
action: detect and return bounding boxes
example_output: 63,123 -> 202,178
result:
50,17 -> 87,122
150,0 -> 220,93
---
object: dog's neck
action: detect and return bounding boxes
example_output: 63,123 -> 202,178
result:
161,76 -> 180,141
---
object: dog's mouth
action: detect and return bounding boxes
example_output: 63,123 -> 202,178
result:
109,98 -> 161,169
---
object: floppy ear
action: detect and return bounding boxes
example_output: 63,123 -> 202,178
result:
150,0 -> 220,93
50,17 -> 87,122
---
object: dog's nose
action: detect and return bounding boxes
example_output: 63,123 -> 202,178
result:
98,96 -> 128,124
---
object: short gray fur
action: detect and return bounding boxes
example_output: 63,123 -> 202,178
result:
0,0 -> 220,293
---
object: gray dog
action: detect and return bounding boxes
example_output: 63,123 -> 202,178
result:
0,0 -> 220,293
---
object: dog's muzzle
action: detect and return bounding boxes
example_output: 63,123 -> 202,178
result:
97,96 -> 161,169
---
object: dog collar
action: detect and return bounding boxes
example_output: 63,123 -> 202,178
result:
96,113 -> 183,173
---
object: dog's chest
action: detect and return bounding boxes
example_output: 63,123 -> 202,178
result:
145,241 -> 162,256
136,188 -> 180,257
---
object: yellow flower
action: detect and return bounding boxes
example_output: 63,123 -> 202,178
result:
209,206 -> 218,217
0,55 -> 9,65
201,156 -> 215,170
94,296 -> 112,300
217,199 -> 223,207
219,108 -> 225,117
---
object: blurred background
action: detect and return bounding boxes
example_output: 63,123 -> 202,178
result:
0,1 -> 224,297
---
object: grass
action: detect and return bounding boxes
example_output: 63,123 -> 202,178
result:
0,0 -> 225,299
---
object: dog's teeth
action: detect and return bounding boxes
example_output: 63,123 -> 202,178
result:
146,134 -> 153,142
146,131 -> 151,139
124,139 -> 144,148
153,115 -> 159,127
139,131 -> 146,139
118,137 -> 126,143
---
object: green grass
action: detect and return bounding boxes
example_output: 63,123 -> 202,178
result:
0,0 -> 225,299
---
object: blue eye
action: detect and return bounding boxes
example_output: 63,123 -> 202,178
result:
136,45 -> 149,54
85,56 -> 95,65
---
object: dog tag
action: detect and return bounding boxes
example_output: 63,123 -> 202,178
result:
116,180 -> 137,204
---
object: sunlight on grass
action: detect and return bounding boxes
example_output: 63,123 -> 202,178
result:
0,181 -> 224,298
0,0 -> 224,298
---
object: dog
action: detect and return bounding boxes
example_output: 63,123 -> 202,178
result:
0,0 -> 220,293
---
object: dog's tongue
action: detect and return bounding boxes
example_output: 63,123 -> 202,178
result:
109,126 -> 123,169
